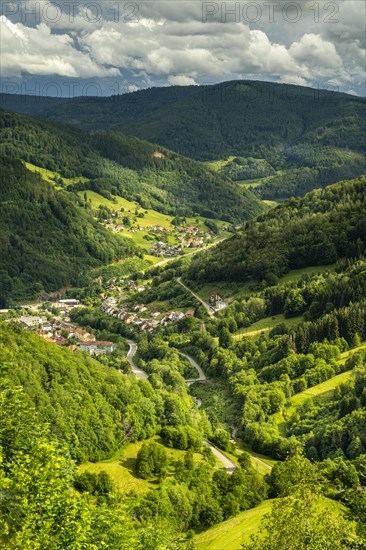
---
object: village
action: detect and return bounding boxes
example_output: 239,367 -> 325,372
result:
1,274 -> 228,356
105,211 -> 216,258
100,276 -> 228,331
4,299 -> 114,357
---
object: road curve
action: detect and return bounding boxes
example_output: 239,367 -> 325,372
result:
178,351 -> 206,384
177,277 -> 214,318
204,441 -> 237,474
126,340 -> 148,380
125,342 -> 268,473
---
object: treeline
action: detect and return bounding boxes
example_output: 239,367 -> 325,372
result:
187,176 -> 366,284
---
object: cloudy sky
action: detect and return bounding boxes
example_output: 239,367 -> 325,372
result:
0,0 -> 365,96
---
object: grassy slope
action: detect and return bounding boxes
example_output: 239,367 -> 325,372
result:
78,189 -> 230,253
194,496 -> 347,549
195,500 -> 273,549
284,342 -> 366,418
79,436 -> 214,494
233,313 -> 304,341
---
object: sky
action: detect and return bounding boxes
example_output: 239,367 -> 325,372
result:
0,0 -> 365,97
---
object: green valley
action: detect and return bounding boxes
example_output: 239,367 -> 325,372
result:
1,81 -> 366,550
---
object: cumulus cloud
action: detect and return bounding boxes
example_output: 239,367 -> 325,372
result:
0,15 -> 120,77
167,75 -> 197,86
0,0 -> 365,95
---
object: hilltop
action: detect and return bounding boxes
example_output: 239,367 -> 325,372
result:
1,81 -> 365,199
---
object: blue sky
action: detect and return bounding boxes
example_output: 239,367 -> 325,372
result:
1,0 -> 365,96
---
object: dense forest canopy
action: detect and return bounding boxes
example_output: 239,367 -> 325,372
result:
187,175 -> 366,284
2,81 -> 365,161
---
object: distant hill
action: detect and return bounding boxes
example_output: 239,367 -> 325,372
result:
186,175 -> 366,284
0,109 -> 263,223
2,80 -> 364,199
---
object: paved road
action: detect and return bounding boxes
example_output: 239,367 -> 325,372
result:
204,441 -> 237,474
125,342 -> 270,473
126,340 -> 148,380
179,351 -> 206,385
177,277 -> 214,318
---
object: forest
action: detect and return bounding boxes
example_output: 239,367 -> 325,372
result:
187,175 -> 366,284
0,108 -> 263,223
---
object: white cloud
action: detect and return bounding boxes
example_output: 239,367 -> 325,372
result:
289,34 -> 342,69
0,15 -> 120,77
1,0 -> 365,94
167,75 -> 197,86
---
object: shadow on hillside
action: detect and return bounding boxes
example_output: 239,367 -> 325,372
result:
119,457 -> 159,485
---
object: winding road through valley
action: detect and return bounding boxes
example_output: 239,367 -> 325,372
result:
178,351 -> 206,385
125,340 -> 271,474
126,340 -> 148,379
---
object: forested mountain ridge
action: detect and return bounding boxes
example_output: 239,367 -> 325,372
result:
2,81 -> 365,161
0,108 -> 263,222
187,175 -> 366,284
2,81 -> 364,200
0,157 -> 137,303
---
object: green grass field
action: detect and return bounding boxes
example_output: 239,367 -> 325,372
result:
279,263 -> 336,284
283,342 -> 366,420
194,496 -> 347,549
204,156 -> 236,171
195,500 -> 273,549
25,162 -> 88,187
79,437 -> 203,494
233,314 -> 303,340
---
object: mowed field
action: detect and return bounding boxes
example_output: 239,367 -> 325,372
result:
78,437 -> 204,494
194,496 -> 347,549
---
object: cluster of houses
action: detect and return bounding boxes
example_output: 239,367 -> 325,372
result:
151,241 -> 185,257
104,212 -> 215,258
126,280 -> 146,292
102,298 -> 194,332
17,315 -> 114,356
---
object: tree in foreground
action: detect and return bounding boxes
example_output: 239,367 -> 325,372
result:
243,450 -> 362,550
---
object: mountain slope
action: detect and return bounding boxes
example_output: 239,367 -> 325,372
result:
0,108 -> 263,222
186,175 -> 366,284
0,157 -> 136,303
2,80 -> 364,199
2,81 -> 363,160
